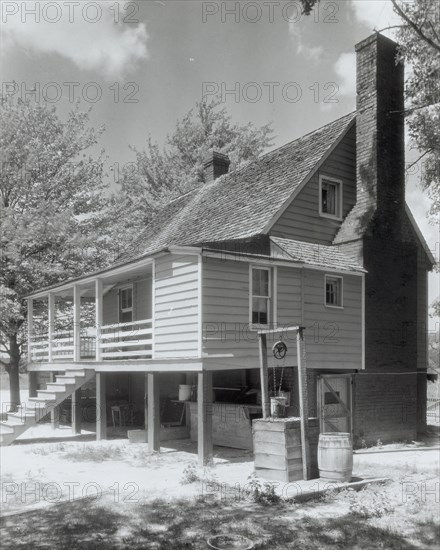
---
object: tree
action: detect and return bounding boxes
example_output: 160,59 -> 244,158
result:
298,1 -> 439,218
0,97 -> 110,410
110,98 -> 273,245
392,0 -> 440,221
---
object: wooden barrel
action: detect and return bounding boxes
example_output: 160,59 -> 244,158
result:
318,432 -> 353,482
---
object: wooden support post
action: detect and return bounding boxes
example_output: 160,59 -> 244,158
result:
96,372 -> 107,440
48,293 -> 55,363
49,372 -> 59,430
198,370 -> 213,466
147,373 -> 160,453
258,334 -> 270,419
95,279 -> 103,361
72,388 -> 82,435
28,372 -> 37,398
296,327 -> 310,480
27,298 -> 33,363
73,285 -> 81,362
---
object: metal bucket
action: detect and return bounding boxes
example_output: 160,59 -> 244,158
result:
207,535 -> 254,550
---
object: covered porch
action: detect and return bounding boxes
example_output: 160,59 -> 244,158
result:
27,261 -> 153,364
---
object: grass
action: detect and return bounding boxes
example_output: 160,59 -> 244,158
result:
2,437 -> 438,548
1,476 -> 439,550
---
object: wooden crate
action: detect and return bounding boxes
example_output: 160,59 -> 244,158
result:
253,417 -> 319,482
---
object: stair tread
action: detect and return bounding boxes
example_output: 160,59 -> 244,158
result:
1,369 -> 94,446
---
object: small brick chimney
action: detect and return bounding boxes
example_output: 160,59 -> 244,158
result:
355,33 -> 405,238
203,150 -> 230,182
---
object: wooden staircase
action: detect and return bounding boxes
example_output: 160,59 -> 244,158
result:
0,369 -> 95,446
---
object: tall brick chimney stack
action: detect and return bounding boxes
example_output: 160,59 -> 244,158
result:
203,150 -> 230,182
355,33 -> 405,238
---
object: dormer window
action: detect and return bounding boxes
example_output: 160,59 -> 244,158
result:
319,175 -> 342,220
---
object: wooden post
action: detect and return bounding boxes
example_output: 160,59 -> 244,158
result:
72,388 -> 81,435
48,292 -> 55,363
258,334 -> 270,418
296,327 -> 310,480
95,279 -> 103,361
27,298 -> 33,363
198,370 -> 213,466
147,373 -> 160,452
49,372 -> 59,430
96,372 -> 107,440
73,285 -> 81,362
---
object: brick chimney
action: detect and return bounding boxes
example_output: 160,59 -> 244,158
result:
203,150 -> 230,182
355,33 -> 405,238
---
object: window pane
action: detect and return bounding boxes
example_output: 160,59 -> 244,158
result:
260,270 -> 269,297
252,270 -> 261,296
322,181 -> 337,216
252,297 -> 268,325
326,278 -> 341,306
121,288 -> 133,310
252,269 -> 269,297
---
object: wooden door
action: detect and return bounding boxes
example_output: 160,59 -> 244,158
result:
318,375 -> 352,433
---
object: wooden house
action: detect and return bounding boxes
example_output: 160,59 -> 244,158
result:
1,34 -> 434,463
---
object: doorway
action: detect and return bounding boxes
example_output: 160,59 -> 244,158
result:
318,374 -> 353,433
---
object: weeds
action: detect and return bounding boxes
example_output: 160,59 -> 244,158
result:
346,485 -> 394,518
246,474 -> 281,505
180,463 -> 200,485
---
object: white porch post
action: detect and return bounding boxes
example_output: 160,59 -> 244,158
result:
27,298 -> 33,363
73,284 -> 81,362
28,297 -> 37,398
48,292 -> 55,363
95,279 -> 103,361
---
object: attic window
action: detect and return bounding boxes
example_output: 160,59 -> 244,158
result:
319,176 -> 342,220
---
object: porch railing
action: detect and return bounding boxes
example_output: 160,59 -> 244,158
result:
28,319 -> 153,362
29,330 -> 97,362
99,319 -> 153,360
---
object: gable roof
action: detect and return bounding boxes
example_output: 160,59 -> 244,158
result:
119,111 -> 356,264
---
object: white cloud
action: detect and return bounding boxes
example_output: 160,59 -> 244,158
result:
334,52 -> 356,97
350,0 -> 401,37
2,1 -> 148,78
288,22 -> 323,62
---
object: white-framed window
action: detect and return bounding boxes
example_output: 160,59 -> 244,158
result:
119,285 -> 133,323
319,175 -> 343,220
325,275 -> 343,308
250,267 -> 271,325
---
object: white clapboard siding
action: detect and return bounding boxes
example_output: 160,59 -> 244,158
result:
202,257 -> 257,360
303,268 -> 362,370
270,126 -> 356,244
154,253 -> 200,358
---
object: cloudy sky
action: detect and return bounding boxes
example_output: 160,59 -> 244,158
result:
1,0 -> 438,319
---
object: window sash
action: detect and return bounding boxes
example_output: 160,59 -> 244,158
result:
322,181 -> 337,216
119,287 -> 133,323
120,288 -> 133,311
325,277 -> 342,306
251,268 -> 271,325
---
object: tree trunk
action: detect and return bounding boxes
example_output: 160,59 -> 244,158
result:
5,334 -> 21,412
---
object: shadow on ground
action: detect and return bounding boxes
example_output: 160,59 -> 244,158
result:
1,494 -> 437,550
